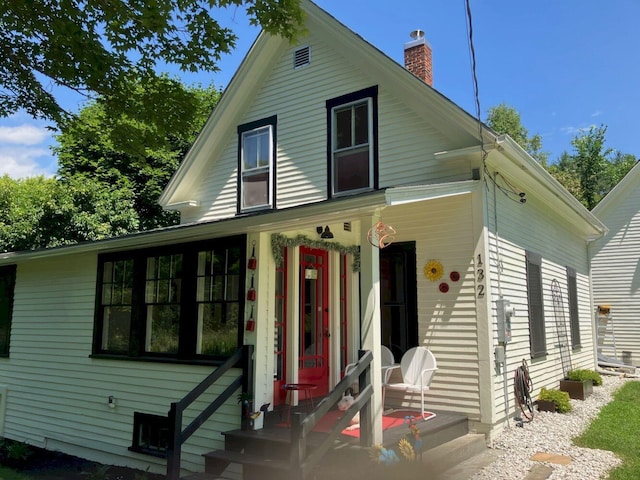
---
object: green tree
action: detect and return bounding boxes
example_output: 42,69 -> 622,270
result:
570,125 -> 612,210
486,104 -> 548,165
606,151 -> 638,189
548,151 -> 583,202
0,175 -> 138,253
0,0 -> 303,132
549,126 -> 637,209
54,78 -> 221,231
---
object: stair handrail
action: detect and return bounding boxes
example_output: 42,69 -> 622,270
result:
290,349 -> 373,480
166,344 -> 254,480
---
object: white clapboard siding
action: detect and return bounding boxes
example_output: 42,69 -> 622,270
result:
5,254 -> 241,474
191,27 -> 470,223
591,163 -> 640,365
485,178 -> 595,421
382,194 -> 480,417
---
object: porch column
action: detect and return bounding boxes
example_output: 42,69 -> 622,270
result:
359,213 -> 384,443
245,232 -> 273,430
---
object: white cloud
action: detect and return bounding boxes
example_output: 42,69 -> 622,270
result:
561,124 -> 595,136
0,119 -> 57,178
591,110 -> 603,118
0,124 -> 50,145
0,147 -> 57,179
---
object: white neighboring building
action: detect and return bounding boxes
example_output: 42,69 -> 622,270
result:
591,161 -> 640,366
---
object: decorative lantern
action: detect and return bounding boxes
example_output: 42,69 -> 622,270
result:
247,275 -> 256,301
246,306 -> 256,331
247,241 -> 257,270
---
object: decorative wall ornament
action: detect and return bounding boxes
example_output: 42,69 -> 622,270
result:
367,221 -> 396,249
424,260 -> 444,281
246,306 -> 256,332
450,271 -> 460,282
439,282 -> 450,293
247,241 -> 257,270
271,234 -> 360,271
245,242 -> 257,331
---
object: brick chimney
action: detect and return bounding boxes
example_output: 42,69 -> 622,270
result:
404,29 -> 432,86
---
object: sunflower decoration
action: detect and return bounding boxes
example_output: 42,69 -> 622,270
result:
424,260 -> 444,281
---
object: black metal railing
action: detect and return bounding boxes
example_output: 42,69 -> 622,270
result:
166,345 -> 254,480
289,349 -> 373,480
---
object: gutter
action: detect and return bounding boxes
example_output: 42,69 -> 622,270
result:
494,135 -> 608,240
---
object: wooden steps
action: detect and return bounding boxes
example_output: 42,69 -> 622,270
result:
180,410 -> 472,480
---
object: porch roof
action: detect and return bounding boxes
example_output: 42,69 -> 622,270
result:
385,180 -> 479,206
0,190 -> 390,265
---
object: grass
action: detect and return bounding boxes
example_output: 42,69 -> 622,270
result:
0,465 -> 30,479
574,380 -> 640,480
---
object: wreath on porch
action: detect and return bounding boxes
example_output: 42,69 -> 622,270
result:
271,234 -> 361,272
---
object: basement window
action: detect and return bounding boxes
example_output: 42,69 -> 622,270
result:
130,412 -> 170,458
294,46 -> 311,69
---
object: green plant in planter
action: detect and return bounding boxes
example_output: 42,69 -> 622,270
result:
538,387 -> 572,413
566,369 -> 603,386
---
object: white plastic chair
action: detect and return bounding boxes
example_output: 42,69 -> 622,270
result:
344,345 -> 397,387
382,346 -> 437,419
380,345 -> 396,381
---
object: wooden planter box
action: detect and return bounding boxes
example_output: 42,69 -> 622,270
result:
559,379 -> 593,400
537,399 -> 557,412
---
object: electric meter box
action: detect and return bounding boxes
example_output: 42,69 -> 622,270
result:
496,297 -> 515,343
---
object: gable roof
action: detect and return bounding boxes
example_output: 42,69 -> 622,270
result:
158,0 -> 486,208
157,1 -> 605,241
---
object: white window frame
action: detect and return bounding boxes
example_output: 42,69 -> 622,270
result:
331,97 -> 374,196
241,124 -> 274,211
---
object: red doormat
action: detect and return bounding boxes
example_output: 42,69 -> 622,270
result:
312,409 -> 436,438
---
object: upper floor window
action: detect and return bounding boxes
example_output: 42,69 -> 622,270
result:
0,265 -> 16,357
94,236 -> 245,363
327,86 -> 378,197
238,116 -> 277,212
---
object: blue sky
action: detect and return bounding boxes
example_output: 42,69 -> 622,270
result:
2,0 -> 640,178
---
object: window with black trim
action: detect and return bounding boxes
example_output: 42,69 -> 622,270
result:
567,267 -> 581,348
0,265 -> 16,357
94,236 -> 245,362
327,86 -> 378,197
238,116 -> 277,212
130,412 -> 169,457
526,251 -> 546,357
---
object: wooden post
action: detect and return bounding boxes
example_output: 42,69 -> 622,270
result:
241,344 -> 255,430
166,402 -> 182,480
290,412 -> 306,480
358,350 -> 373,447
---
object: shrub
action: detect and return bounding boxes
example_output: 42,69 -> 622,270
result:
566,369 -> 603,386
538,387 -> 572,413
0,439 -> 33,468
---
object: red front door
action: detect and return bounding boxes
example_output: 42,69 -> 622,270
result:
298,247 -> 330,396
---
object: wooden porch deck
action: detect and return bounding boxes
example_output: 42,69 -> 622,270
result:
188,406 -> 470,480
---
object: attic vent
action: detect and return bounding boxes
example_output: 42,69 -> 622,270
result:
293,46 -> 311,69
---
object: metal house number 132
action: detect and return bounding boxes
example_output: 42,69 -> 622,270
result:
476,253 -> 485,298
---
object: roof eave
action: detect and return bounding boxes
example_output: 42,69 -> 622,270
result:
494,135 -> 608,240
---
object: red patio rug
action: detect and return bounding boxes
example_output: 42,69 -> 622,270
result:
311,409 -> 436,438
